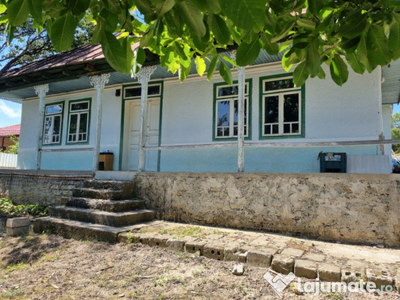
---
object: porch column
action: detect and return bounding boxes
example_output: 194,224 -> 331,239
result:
231,51 -> 246,172
133,65 -> 157,172
89,73 -> 110,173
34,84 -> 49,170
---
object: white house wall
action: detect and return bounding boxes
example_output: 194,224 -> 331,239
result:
17,64 -> 386,173
18,89 -> 122,171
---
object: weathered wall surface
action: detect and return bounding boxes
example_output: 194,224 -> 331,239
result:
0,172 -> 87,205
135,172 -> 400,247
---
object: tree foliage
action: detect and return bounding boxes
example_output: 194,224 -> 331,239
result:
0,16 -> 94,74
0,0 -> 400,86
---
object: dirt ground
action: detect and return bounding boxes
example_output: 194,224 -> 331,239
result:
0,233 -> 398,300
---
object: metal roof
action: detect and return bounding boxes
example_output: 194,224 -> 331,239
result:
382,59 -> 400,105
0,124 -> 20,137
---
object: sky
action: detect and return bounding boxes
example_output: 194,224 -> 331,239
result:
0,99 -> 21,128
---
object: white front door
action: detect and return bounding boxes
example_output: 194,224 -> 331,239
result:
123,98 -> 160,171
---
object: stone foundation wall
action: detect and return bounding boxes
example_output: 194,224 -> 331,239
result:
135,173 -> 400,247
0,171 -> 89,206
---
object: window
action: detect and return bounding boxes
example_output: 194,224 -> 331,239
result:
214,81 -> 251,140
124,83 -> 161,99
260,76 -> 304,138
67,99 -> 90,143
43,103 -> 63,145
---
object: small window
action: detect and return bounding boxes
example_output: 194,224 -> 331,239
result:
43,103 -> 63,145
67,100 -> 90,143
214,81 -> 251,139
124,84 -> 161,99
261,76 -> 303,138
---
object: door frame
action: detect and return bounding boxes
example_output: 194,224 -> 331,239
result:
119,81 -> 164,171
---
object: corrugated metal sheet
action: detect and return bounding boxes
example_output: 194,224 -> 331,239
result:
382,59 -> 400,105
0,153 -> 17,169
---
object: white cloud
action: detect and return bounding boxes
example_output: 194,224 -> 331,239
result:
0,100 -> 21,118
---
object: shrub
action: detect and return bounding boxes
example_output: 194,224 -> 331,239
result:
0,198 -> 48,218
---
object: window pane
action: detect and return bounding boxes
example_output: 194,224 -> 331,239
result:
265,96 -> 279,124
264,78 -> 294,91
79,113 -> 88,135
233,99 -> 247,126
292,123 -> 299,133
46,104 -> 62,115
53,116 -> 61,135
125,87 -> 141,98
218,86 -> 238,97
217,101 -> 230,126
284,123 -> 291,133
284,93 -> 299,122
71,102 -> 89,111
264,125 -> 271,135
148,85 -> 160,95
273,124 -> 279,134
69,114 -> 78,140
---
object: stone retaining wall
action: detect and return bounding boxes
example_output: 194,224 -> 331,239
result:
134,173 -> 400,247
0,171 -> 90,206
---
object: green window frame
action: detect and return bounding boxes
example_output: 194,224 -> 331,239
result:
213,79 -> 252,141
66,98 -> 91,144
43,101 -> 64,146
259,74 -> 305,140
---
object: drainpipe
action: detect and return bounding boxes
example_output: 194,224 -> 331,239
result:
90,73 -> 110,174
231,50 -> 247,172
133,66 -> 157,172
34,84 -> 49,170
379,67 -> 384,155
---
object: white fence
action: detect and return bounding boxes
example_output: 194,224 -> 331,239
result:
0,153 -> 17,169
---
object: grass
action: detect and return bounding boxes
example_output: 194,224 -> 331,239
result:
0,198 -> 48,218
4,263 -> 31,274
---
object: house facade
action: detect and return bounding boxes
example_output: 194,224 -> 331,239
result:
0,124 -> 20,152
0,45 -> 397,174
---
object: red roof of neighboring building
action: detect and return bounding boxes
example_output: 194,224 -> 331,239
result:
0,124 -> 20,137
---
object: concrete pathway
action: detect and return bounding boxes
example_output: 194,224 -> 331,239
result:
119,220 -> 400,292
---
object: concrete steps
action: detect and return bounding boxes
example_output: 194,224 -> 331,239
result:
33,180 -> 156,242
63,197 -> 146,212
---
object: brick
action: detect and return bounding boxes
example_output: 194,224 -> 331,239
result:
166,239 -> 185,252
303,253 -> 325,262
148,236 -> 168,248
281,248 -> 304,258
247,250 -> 273,268
203,243 -> 224,261
7,226 -> 29,236
271,255 -> 294,275
224,246 -> 239,262
341,269 -> 364,283
319,263 -> 341,282
366,268 -> 394,290
294,260 -> 317,279
185,240 -> 206,256
6,217 -> 30,228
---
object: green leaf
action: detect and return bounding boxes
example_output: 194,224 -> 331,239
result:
68,0 -> 90,16
260,32 -> 279,55
50,13 -> 78,52
339,10 -> 367,39
0,4 -> 6,14
308,0 -> 324,15
195,56 -> 206,76
271,21 -> 294,43
305,39 -> 320,77
207,55 -> 219,81
157,0 -> 175,16
177,1 -> 206,37
121,37 -> 134,74
101,31 -> 127,74
210,14 -> 230,44
297,19 -> 316,31
140,29 -> 154,47
218,0 -> 266,31
191,0 -> 221,14
136,47 -> 146,65
346,52 -> 365,74
179,63 -> 191,81
317,67 -> 326,79
367,24 -> 391,67
7,25 -> 15,46
282,49 -> 299,72
106,0 -> 121,14
219,61 -> 232,84
92,17 -> 105,44
173,42 -> 188,60
236,38 -> 260,66
389,21 -> 400,60
135,0 -> 153,16
293,61 -> 309,87
356,34 -> 373,73
8,0 -> 30,26
42,0 -> 57,11
27,0 -> 43,23
329,54 -> 349,86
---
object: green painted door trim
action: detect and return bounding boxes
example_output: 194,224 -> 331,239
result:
212,79 -> 253,142
258,73 -> 306,140
119,81 -> 164,171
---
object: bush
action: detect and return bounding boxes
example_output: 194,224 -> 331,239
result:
0,198 -> 48,218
